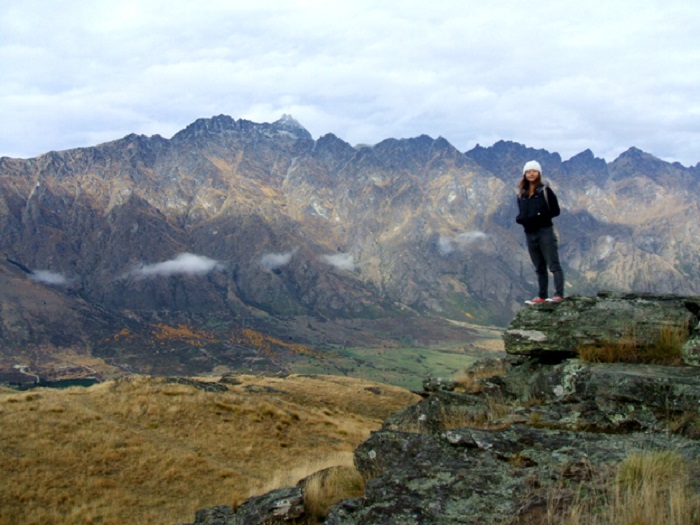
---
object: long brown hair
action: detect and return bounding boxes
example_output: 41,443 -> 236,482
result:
519,172 -> 542,197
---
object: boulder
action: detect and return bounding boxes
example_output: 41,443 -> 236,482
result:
421,376 -> 457,394
503,291 -> 700,365
186,487 -> 304,525
502,359 -> 700,433
682,322 -> 700,366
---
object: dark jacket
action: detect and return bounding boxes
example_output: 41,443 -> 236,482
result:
516,185 -> 560,233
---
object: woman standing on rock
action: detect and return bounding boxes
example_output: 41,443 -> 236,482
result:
516,160 -> 565,305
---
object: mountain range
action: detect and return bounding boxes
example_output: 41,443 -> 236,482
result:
1,114 -> 699,378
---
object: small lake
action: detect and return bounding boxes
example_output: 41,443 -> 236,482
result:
9,378 -> 100,391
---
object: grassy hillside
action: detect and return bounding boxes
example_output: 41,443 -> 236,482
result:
0,374 -> 420,525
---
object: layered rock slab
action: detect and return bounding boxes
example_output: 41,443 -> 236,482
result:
503,291 -> 700,365
325,426 -> 700,525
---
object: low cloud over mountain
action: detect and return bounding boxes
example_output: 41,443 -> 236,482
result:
127,253 -> 224,279
319,253 -> 355,272
260,250 -> 296,271
437,231 -> 489,256
30,270 -> 72,286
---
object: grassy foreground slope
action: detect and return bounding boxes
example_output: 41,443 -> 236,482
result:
0,374 -> 419,525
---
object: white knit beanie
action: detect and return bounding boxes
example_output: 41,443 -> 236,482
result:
522,160 -> 542,174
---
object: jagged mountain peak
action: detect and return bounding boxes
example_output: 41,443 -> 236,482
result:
272,114 -> 306,134
374,134 -> 432,152
315,132 -> 351,148
617,146 -> 652,158
171,114 -> 312,143
465,140 -> 563,180
173,114 -> 239,138
369,136 -> 424,170
108,133 -> 170,155
609,146 -> 679,180
121,132 -> 161,143
568,148 -> 596,160
311,133 -> 357,168
371,134 -> 464,168
269,114 -> 313,141
561,149 -> 609,182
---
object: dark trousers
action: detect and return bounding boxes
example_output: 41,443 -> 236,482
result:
525,226 -> 564,298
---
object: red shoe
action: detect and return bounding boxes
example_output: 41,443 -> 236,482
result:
525,297 -> 547,305
547,296 -> 565,303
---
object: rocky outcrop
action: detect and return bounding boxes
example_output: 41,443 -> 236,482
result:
503,291 -> 700,365
184,487 -> 304,525
184,293 -> 700,525
328,427 -> 699,525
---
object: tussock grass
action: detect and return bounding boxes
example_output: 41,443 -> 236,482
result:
300,463 -> 366,522
453,359 -> 508,394
442,394 -> 514,430
578,324 -> 688,365
550,451 -> 700,525
0,374 -> 418,525
236,451 -> 365,524
667,411 -> 700,439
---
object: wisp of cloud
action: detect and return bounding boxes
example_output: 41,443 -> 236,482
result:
30,270 -> 71,286
130,253 -> 223,278
438,231 -> 488,256
319,253 -> 355,272
260,250 -> 296,271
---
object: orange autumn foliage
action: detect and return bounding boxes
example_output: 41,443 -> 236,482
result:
231,328 -> 322,358
151,323 -> 218,347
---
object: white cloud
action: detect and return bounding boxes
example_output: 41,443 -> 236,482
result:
260,250 -> 295,271
438,231 -> 488,256
437,236 -> 455,256
30,270 -> 71,286
128,253 -> 223,278
598,235 -> 615,260
319,253 -> 355,272
456,231 -> 488,245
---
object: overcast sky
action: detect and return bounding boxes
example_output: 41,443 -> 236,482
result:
1,0 -> 699,166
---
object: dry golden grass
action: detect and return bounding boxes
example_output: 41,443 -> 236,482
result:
0,374 -> 419,525
578,324 -> 688,365
667,412 -> 700,440
299,463 -> 366,522
552,451 -> 700,525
